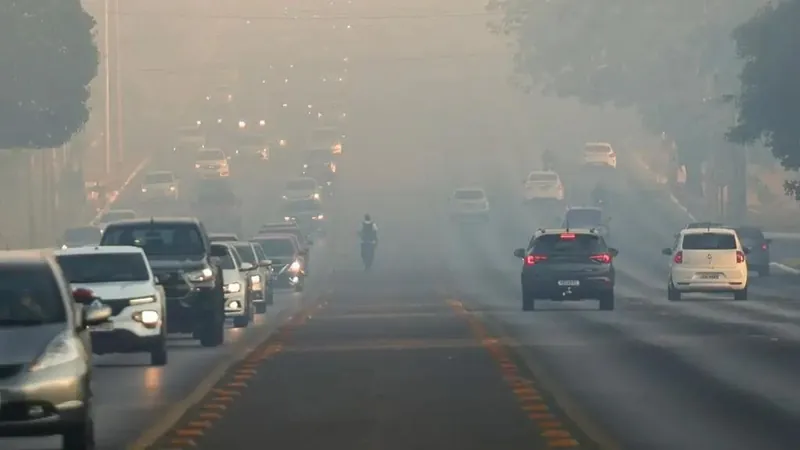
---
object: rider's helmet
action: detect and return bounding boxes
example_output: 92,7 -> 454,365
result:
364,214 -> 371,222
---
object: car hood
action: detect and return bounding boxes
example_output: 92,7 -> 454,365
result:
70,281 -> 154,301
222,269 -> 244,284
148,256 -> 207,271
0,323 -> 65,365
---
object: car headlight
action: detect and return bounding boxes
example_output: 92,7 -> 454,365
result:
186,267 -> 214,282
30,331 -> 81,372
313,193 -> 320,199
282,195 -> 288,199
313,214 -> 324,220
133,310 -> 160,325
303,164 -> 308,168
170,185 -> 176,191
289,260 -> 301,272
249,274 -> 261,283
195,163 -> 201,169
225,282 -> 241,293
61,244 -> 68,249
129,296 -> 156,305
141,188 -> 147,192
284,216 -> 292,221
279,139 -> 287,146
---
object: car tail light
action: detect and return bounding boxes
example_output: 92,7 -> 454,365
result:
525,255 -> 547,265
761,243 -> 768,250
560,233 -> 576,240
736,251 -> 745,263
590,253 -> 611,263
673,251 -> 683,264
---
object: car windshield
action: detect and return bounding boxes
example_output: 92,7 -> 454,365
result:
57,253 -> 149,283
528,173 -> 558,182
283,199 -> 321,213
211,245 -> 236,269
233,244 -> 257,263
197,149 -> 224,160
100,211 -> 135,223
101,225 -> 205,256
586,145 -> 611,154
565,210 -> 602,227
63,227 -> 101,243
286,179 -> 316,190
532,234 -> 604,254
0,267 -> 66,326
683,233 -> 737,250
145,172 -> 173,184
253,238 -> 296,257
454,190 -> 484,200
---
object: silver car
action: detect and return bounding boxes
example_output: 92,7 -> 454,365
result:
0,250 -> 111,449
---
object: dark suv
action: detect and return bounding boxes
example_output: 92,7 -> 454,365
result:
514,229 -> 618,311
99,217 -> 227,347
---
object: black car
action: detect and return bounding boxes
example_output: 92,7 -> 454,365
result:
280,198 -> 325,235
99,217 -> 228,347
514,229 -> 618,311
730,226 -> 771,276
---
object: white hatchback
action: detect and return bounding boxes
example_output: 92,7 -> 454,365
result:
449,187 -> 490,219
282,177 -> 321,201
583,142 -> 617,169
55,245 -> 167,365
662,227 -> 749,301
523,170 -> 565,202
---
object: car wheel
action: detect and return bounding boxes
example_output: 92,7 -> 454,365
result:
265,289 -> 274,305
255,302 -> 267,314
294,281 -> 305,292
233,315 -> 250,328
734,286 -> 748,301
62,397 -> 94,450
522,291 -> 535,311
150,336 -> 168,366
667,282 -> 681,301
598,291 -> 615,311
199,283 -> 225,347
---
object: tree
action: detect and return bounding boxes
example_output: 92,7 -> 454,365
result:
0,0 -> 98,149
488,0 -> 765,190
728,0 -> 800,198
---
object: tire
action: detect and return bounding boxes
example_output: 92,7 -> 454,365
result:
522,291 -> 535,311
233,315 -> 250,328
758,265 -> 770,277
294,281 -> 305,292
667,282 -> 681,301
62,399 -> 94,450
265,289 -> 274,305
255,302 -> 267,314
199,278 -> 225,347
598,291 -> 615,311
150,336 -> 168,366
734,286 -> 748,301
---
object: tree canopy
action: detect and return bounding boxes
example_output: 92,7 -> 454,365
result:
0,0 -> 98,149
728,0 -> 800,196
489,0 -> 765,170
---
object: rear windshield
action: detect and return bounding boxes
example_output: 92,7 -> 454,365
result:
253,238 -> 296,257
100,210 -> 135,223
197,149 -> 224,160
532,234 -> 605,254
585,145 -> 611,154
454,190 -> 485,200
101,224 -> 205,256
145,172 -> 173,184
211,244 -> 236,270
687,222 -> 723,229
286,179 -> 316,190
0,267 -> 66,325
57,253 -> 149,283
233,243 -> 257,263
565,209 -> 602,227
63,227 -> 101,243
528,173 -> 558,182
682,233 -> 737,250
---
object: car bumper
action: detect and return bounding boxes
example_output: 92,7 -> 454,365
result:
523,275 -> 613,300
224,292 -> 247,317
671,269 -> 747,291
90,317 -> 162,354
195,168 -> 229,177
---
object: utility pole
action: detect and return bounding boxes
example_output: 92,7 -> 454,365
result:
113,0 -> 123,167
103,0 -> 111,177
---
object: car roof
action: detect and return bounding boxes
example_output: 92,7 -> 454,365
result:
55,245 -> 144,256
253,233 -> 295,240
566,206 -> 602,212
453,187 -> 485,193
680,227 -> 736,236
103,217 -> 200,227
585,142 -> 612,147
0,249 -> 55,265
528,170 -> 558,176
535,228 -> 598,236
146,170 -> 173,176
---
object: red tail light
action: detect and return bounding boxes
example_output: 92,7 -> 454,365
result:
673,251 -> 683,264
560,233 -> 576,240
525,255 -> 547,265
761,243 -> 768,250
590,253 -> 611,264
736,251 -> 745,263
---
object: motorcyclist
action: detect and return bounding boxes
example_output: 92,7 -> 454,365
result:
542,149 -> 555,171
590,182 -> 608,206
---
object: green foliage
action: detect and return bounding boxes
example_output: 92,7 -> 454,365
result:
0,0 -> 98,149
728,0 -> 800,192
488,0 -> 765,166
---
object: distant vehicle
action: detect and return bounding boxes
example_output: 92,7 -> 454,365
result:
174,124 -> 206,153
514,229 -> 618,311
523,170 -> 565,202
281,198 -> 325,234
230,241 -> 272,314
302,148 -> 337,186
55,245 -> 167,366
282,177 -> 322,201
449,188 -> 490,220
583,142 -> 617,169
0,250 -> 111,449
232,131 -> 269,160
211,242 -> 254,328
662,227 -> 749,301
252,233 -> 307,291
96,209 -> 137,231
141,170 -> 179,201
194,148 -> 230,178
730,226 -> 771,277
562,206 -> 610,238
61,226 -> 102,248
309,126 -> 344,155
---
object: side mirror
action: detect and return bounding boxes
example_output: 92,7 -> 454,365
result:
210,246 -> 227,257
743,247 -> 751,255
240,262 -> 254,271
609,248 -> 619,257
513,248 -> 526,258
72,288 -> 96,305
661,248 -> 673,256
153,275 -> 163,285
260,259 -> 272,267
83,304 -> 112,326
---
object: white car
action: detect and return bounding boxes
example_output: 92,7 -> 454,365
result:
282,177 -> 321,201
194,148 -> 230,178
523,170 -> 565,202
140,170 -> 179,201
96,209 -> 136,231
662,227 -> 749,301
309,126 -> 343,155
449,187 -> 490,219
55,245 -> 167,365
583,142 -> 617,168
211,242 -> 255,328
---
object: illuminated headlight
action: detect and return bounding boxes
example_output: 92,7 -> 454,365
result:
303,164 -> 308,168
259,120 -> 266,126
284,216 -> 292,221
187,267 -> 214,282
279,139 -> 287,146
141,188 -> 147,193
313,214 -> 324,220
282,195 -> 288,200
195,163 -> 201,169
224,282 -> 241,293
289,261 -> 301,272
133,310 -> 160,325
217,118 -> 223,123
313,193 -> 320,199
238,121 -> 246,128
169,185 -> 176,191
196,120 -> 202,125
333,143 -> 342,153
129,296 -> 156,305
250,274 -> 263,290
61,244 -> 68,249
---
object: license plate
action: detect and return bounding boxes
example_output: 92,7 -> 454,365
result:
90,322 -> 114,332
699,273 -> 720,279
558,280 -> 580,286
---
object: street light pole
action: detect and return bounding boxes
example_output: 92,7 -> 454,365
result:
113,0 -> 123,167
103,0 -> 111,176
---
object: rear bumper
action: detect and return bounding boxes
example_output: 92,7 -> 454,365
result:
523,275 -> 613,300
